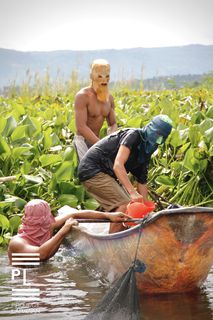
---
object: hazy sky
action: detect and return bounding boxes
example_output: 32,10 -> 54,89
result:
0,0 -> 212,51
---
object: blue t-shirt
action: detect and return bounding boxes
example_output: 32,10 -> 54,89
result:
78,128 -> 151,184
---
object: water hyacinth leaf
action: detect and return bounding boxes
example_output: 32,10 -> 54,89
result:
55,114 -> 66,126
191,111 -> 205,124
39,154 -> 62,167
9,215 -> 21,234
50,133 -> 61,146
43,128 -> 53,149
188,125 -> 201,147
176,142 -> 191,156
116,108 -> 129,123
84,198 -> 100,210
58,194 -> 78,207
126,116 -> 142,128
0,201 -> 12,209
182,149 -> 200,173
155,175 -> 176,187
74,186 -> 85,203
63,146 -> 74,161
67,117 -> 76,133
169,130 -> 186,148
3,195 -> 21,203
2,116 -> 17,137
15,197 -> 27,209
170,161 -> 183,171
20,160 -> 31,174
23,175 -> 43,185
199,119 -> 213,134
50,145 -> 62,152
13,102 -> 25,117
198,159 -> 208,173
206,105 -> 213,118
12,146 -> 34,158
54,161 -> 73,181
0,214 -> 10,232
0,135 -> 11,155
11,125 -> 28,142
24,184 -> 40,196
204,127 -> 213,144
21,115 -> 38,136
0,117 -> 6,133
58,181 -> 76,194
182,149 -> 194,172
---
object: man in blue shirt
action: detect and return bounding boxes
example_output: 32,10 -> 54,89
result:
78,115 -> 173,233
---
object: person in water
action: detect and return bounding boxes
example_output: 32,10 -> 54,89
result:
8,199 -> 128,263
78,115 -> 173,233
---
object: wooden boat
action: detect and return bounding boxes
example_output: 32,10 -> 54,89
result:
65,206 -> 213,294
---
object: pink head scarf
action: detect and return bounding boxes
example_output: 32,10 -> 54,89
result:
18,199 -> 55,246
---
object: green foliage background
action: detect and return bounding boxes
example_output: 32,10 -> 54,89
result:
0,81 -> 212,245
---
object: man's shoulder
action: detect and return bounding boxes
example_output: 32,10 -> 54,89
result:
9,235 -> 26,245
75,87 -> 93,97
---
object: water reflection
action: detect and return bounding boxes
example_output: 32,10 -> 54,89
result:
0,249 -> 212,320
140,290 -> 213,320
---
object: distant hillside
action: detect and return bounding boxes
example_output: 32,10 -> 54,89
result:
0,45 -> 213,89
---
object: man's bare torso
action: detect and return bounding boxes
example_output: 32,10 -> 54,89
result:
75,87 -> 114,137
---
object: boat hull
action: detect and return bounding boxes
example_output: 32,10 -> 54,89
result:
67,207 -> 213,294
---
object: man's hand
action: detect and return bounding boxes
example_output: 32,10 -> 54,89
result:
129,190 -> 143,202
104,212 -> 129,222
61,218 -> 79,235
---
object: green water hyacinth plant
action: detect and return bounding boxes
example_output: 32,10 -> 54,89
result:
0,84 -> 212,245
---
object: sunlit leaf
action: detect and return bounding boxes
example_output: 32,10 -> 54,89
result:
155,175 -> 176,186
9,215 -> 21,234
39,154 -> 62,167
84,198 -> 99,210
0,214 -> 10,232
23,175 -> 43,184
0,117 -> 6,134
11,125 -> 28,142
2,116 -> 17,137
54,161 -> 73,181
58,194 -> 78,207
0,135 -> 11,155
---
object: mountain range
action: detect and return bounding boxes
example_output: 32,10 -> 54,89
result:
0,45 -> 213,89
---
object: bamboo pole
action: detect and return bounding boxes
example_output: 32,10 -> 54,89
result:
0,176 -> 16,183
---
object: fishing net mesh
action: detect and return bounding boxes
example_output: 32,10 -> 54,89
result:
85,222 -> 145,320
84,265 -> 141,320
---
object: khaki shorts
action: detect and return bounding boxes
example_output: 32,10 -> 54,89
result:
82,172 -> 130,212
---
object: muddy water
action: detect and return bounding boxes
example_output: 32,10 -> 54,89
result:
0,248 -> 212,320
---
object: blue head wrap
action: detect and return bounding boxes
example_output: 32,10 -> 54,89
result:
139,115 -> 173,154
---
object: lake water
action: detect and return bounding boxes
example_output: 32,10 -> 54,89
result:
0,247 -> 212,320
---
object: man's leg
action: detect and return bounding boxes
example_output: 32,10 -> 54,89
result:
82,172 -> 130,233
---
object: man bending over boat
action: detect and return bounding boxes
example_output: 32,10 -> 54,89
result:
78,115 -> 173,233
8,199 -> 128,263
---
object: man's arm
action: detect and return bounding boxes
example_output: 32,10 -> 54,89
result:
106,96 -> 117,135
8,218 -> 78,261
74,92 -> 100,144
53,209 -> 128,229
113,145 -> 143,201
137,183 -> 149,201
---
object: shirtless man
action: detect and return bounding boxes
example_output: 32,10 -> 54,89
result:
8,199 -> 128,262
73,59 -> 117,161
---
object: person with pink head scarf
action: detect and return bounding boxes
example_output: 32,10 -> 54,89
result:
8,199 -> 128,263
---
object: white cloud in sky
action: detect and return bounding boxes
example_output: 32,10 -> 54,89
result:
0,0 -> 212,51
